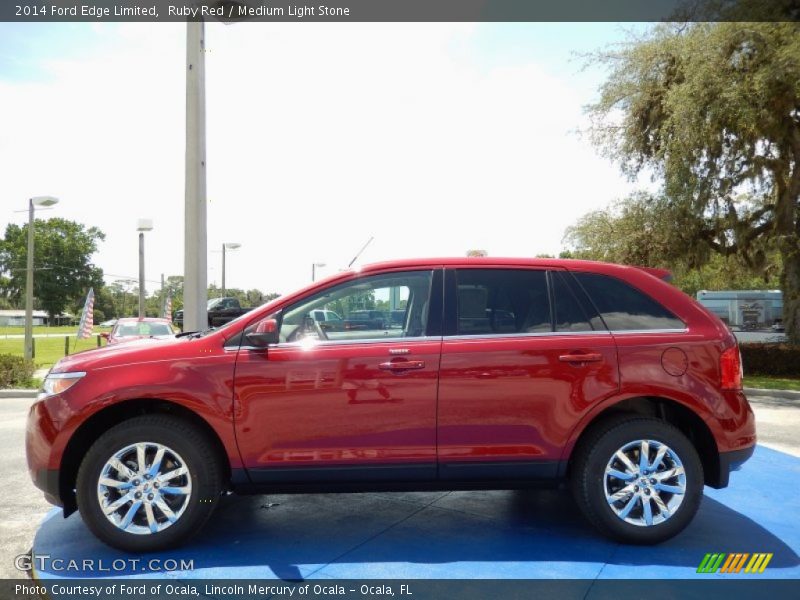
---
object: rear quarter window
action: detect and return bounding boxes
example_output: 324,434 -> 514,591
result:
572,272 -> 685,331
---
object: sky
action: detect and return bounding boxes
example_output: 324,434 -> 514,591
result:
0,21 -> 652,297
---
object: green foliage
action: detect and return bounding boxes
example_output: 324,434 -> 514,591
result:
206,284 -> 280,309
672,253 -> 781,297
0,218 -> 105,319
0,353 -> 35,388
586,22 -> 800,342
563,191 -> 782,297
743,375 -> 800,391
740,343 -> 800,378
564,192 -> 680,267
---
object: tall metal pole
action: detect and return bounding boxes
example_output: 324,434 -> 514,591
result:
184,20 -> 208,331
221,243 -> 226,297
24,199 -> 35,361
138,232 -> 146,317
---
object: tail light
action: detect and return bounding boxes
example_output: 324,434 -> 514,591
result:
720,346 -> 743,390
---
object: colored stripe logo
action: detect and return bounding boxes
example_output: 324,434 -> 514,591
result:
697,553 -> 773,574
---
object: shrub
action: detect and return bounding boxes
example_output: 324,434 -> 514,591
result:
740,343 -> 800,378
0,353 -> 35,388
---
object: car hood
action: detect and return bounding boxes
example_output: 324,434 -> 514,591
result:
49,335 -> 200,374
109,334 -> 174,344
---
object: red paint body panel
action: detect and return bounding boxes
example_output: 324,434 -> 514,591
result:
438,334 -> 619,462
25,257 -> 757,508
26,336 -> 242,475
233,340 -> 441,468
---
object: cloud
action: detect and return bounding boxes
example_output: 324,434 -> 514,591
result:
1,23 -> 639,297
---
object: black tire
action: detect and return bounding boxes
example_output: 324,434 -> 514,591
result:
570,416 -> 703,544
76,414 -> 224,552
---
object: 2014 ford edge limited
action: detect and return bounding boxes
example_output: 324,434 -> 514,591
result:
26,258 -> 756,551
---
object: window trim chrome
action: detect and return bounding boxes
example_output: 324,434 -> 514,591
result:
226,328 -> 691,351
441,328 -> 688,342
228,335 -> 442,352
609,328 -> 689,335
443,330 -> 612,341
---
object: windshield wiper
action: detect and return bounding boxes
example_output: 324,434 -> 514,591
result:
176,326 -> 217,339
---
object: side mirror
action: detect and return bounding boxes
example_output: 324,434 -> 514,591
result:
100,332 -> 110,340
246,318 -> 279,347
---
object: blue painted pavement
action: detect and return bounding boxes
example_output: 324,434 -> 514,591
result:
32,445 -> 800,581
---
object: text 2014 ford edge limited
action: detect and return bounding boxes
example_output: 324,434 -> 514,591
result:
26,258 -> 755,551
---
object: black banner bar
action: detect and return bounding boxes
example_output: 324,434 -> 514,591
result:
2,579 -> 800,600
2,0 -> 799,23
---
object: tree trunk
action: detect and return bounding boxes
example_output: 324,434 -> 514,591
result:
782,243 -> 800,345
776,127 -> 800,345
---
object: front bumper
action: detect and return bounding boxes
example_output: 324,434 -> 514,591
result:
26,399 -> 64,508
33,469 -> 62,507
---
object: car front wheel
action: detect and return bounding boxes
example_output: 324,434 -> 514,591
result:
76,414 -> 223,552
571,416 -> 704,544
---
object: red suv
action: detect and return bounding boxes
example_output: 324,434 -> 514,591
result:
26,258 -> 755,551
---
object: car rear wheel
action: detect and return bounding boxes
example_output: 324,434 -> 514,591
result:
76,415 -> 224,552
571,416 -> 703,544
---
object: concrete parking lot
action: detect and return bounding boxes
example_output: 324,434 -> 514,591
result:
2,393 -> 798,581
0,396 -> 55,579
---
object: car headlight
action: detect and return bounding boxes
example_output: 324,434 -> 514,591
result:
41,371 -> 87,397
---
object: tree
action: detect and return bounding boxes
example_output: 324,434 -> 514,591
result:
205,284 -> 279,309
586,21 -> 800,342
564,192 -> 686,267
0,218 -> 105,319
564,192 -> 782,297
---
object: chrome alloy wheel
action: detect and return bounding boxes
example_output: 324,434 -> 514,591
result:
97,442 -> 192,535
603,439 -> 686,527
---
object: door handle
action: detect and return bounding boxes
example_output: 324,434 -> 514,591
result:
558,353 -> 603,363
379,360 -> 425,371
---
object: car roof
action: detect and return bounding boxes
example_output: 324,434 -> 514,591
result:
354,257 -> 671,280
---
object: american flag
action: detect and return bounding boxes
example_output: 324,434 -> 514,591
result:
163,294 -> 173,323
77,288 -> 95,340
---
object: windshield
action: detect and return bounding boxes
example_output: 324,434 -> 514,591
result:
114,322 -> 174,337
189,306 -> 258,337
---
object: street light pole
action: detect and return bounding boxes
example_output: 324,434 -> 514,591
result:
24,196 -> 59,361
312,262 -> 326,282
221,242 -> 241,297
137,219 -> 154,318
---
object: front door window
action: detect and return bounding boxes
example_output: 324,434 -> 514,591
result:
279,270 -> 433,344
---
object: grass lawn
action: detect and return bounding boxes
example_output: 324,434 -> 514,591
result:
744,375 -> 800,391
0,325 -> 88,336
0,326 -> 112,337
0,335 -> 104,368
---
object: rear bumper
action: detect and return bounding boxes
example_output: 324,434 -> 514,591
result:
714,445 -> 756,488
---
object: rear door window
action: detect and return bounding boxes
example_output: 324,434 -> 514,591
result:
551,271 -> 597,332
572,272 -> 685,331
455,269 -> 551,335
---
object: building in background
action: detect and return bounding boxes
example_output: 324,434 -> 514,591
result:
696,290 -> 783,330
0,309 -> 48,327
0,310 -> 74,327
